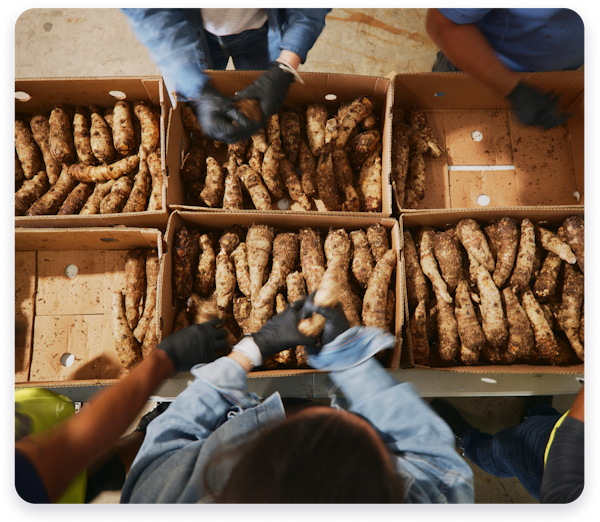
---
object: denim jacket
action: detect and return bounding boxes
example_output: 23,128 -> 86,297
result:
121,8 -> 330,104
120,327 -> 474,504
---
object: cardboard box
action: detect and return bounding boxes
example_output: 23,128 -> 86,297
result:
15,76 -> 170,230
163,210 -> 404,376
15,227 -> 166,389
392,71 -> 584,213
400,207 -> 584,375
167,70 -> 394,216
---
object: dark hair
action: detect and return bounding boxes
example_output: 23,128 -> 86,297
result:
205,407 -> 404,503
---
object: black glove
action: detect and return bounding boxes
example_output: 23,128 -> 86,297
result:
251,299 -> 318,358
157,319 -> 229,373
300,292 -> 350,351
189,84 -> 260,144
506,81 -> 571,130
233,62 -> 295,127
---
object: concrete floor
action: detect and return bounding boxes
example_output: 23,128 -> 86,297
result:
14,8 -> 579,506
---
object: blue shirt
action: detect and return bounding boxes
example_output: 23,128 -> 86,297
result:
438,8 -> 584,72
121,327 -> 474,504
121,8 -> 330,104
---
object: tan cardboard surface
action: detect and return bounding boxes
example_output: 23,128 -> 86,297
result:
15,228 -> 165,386
15,76 -> 170,230
168,70 -> 394,216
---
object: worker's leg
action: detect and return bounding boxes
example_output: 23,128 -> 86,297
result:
205,24 -> 270,71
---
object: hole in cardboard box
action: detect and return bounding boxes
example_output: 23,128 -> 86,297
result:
277,198 -> 291,210
109,90 -> 127,100
476,194 -> 490,206
60,353 -> 75,367
15,91 -> 31,102
64,264 -> 78,279
324,94 -> 337,101
471,130 -> 483,142
434,92 -> 446,97
100,237 -> 118,243
573,191 -> 580,202
481,378 -> 497,384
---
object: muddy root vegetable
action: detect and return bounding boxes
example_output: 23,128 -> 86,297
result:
246,225 -> 274,303
280,110 -> 301,162
403,151 -> 426,209
245,275 -> 281,334
134,249 -> 159,343
476,265 -> 508,348
350,229 -> 375,289
362,249 -> 397,329
433,230 -> 462,294
122,157 -> 150,212
351,129 -> 381,170
200,157 -> 225,208
15,171 -> 49,216
280,157 -> 311,210
357,146 -> 382,212
410,301 -> 430,365
173,226 -> 196,300
306,103 -> 328,157
25,165 -> 78,216
456,218 -> 495,272
141,314 -> 160,358
30,114 -> 62,183
521,287 -> 560,361
113,291 -> 143,370
233,296 -> 252,334
58,182 -> 94,215
124,249 -> 146,331
536,226 -> 577,265
261,143 -> 284,200
180,139 -> 205,184
502,287 -> 535,363
299,228 -> 326,294
316,151 -> 342,211
533,252 -> 562,300
298,139 -> 319,198
455,277 -> 486,364
172,308 -> 191,334
181,104 -> 202,135
230,242 -> 251,297
223,169 -> 244,209
335,95 -> 375,149
563,215 -> 584,273
133,101 -> 160,154
79,180 -> 116,215
492,217 -> 518,288
71,107 -> 96,166
403,230 -> 430,310
391,121 -> 410,209
146,151 -> 164,211
99,175 -> 134,214
112,101 -> 136,155
89,104 -> 115,163
15,120 -> 41,180
237,164 -> 272,210
287,271 -> 307,304
194,234 -> 216,296
436,296 -> 460,362
271,232 -> 299,288
48,104 -> 75,164
417,227 -> 453,304
366,224 -> 389,264
405,105 -> 443,158
509,219 -> 536,294
556,264 -> 584,361
69,154 -> 140,183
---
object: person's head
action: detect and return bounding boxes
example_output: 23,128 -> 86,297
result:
206,405 -> 404,503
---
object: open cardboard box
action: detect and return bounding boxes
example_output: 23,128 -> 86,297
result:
163,210 -> 404,377
167,70 -> 394,217
15,76 -> 170,230
392,71 -> 584,213
399,206 -> 584,375
15,227 -> 166,389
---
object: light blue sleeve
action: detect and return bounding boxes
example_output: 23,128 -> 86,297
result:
437,8 -> 494,25
278,9 -> 331,62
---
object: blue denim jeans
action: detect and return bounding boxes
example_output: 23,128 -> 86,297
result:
205,23 -> 271,70
459,403 -> 561,500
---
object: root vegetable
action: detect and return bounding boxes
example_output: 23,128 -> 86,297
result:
536,226 -> 577,265
332,147 -> 360,212
15,120 -> 41,180
406,106 -> 443,158
25,165 -> 77,216
247,140 -> 263,174
99,175 -> 134,214
502,287 -> 535,363
403,151 -> 426,209
141,314 -> 159,358
180,139 -> 205,184
58,182 -> 94,215
181,104 -> 202,135
280,157 -> 311,210
223,169 -> 244,209
133,101 -> 160,154
533,252 -> 562,300
122,157 -> 150,212
200,157 -> 225,208
237,164 -> 272,210
246,225 -> 274,302
146,151 -> 164,211
556,264 -> 584,361
112,291 -> 142,370
521,287 -> 560,360
410,300 -> 430,365
476,265 -> 508,348
280,110 -> 301,162
316,151 -> 342,211
350,229 -> 374,289
261,144 -> 283,200
251,127 -> 268,154
231,242 -> 251,297
30,114 -> 62,183
194,234 -> 216,296
492,217 -> 518,288
335,95 -> 375,149
69,154 -> 140,183
72,107 -> 96,166
124,249 -> 146,330
391,121 -> 410,209
233,296 -> 252,334
366,224 -> 389,263
403,230 -> 429,310
112,101 -> 136,155
306,103 -> 328,156
362,249 -> 397,329
271,232 -> 299,287
361,114 -> 376,130
172,308 -> 190,334
456,219 -> 495,272
80,180 -> 116,215
48,104 -> 75,164
298,139 -> 319,198
417,226 -> 453,304
299,228 -> 326,294
287,271 -> 307,304
173,226 -> 196,300
357,146 -> 382,212
563,216 -> 584,273
433,230 -> 462,293
134,249 -> 159,343
89,104 -> 115,163
15,171 -> 49,216
579,304 -> 584,345
509,219 -> 536,294
436,296 -> 460,362
483,223 -> 500,262
229,139 -> 248,167
15,153 -> 24,186
395,121 -> 428,154
266,113 -> 282,150
325,117 -> 338,145
219,228 -> 241,255
351,129 -> 381,170
455,277 -> 485,365
245,275 -> 281,333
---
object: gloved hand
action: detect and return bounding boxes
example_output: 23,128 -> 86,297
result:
300,292 -> 350,351
189,84 -> 260,144
233,62 -> 295,127
506,82 -> 571,129
157,319 -> 229,373
251,299 -> 318,358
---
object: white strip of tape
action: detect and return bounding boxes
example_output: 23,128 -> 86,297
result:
448,165 -> 515,171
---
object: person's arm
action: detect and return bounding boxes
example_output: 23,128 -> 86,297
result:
278,9 -> 331,65
15,349 -> 175,503
425,8 -> 519,97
